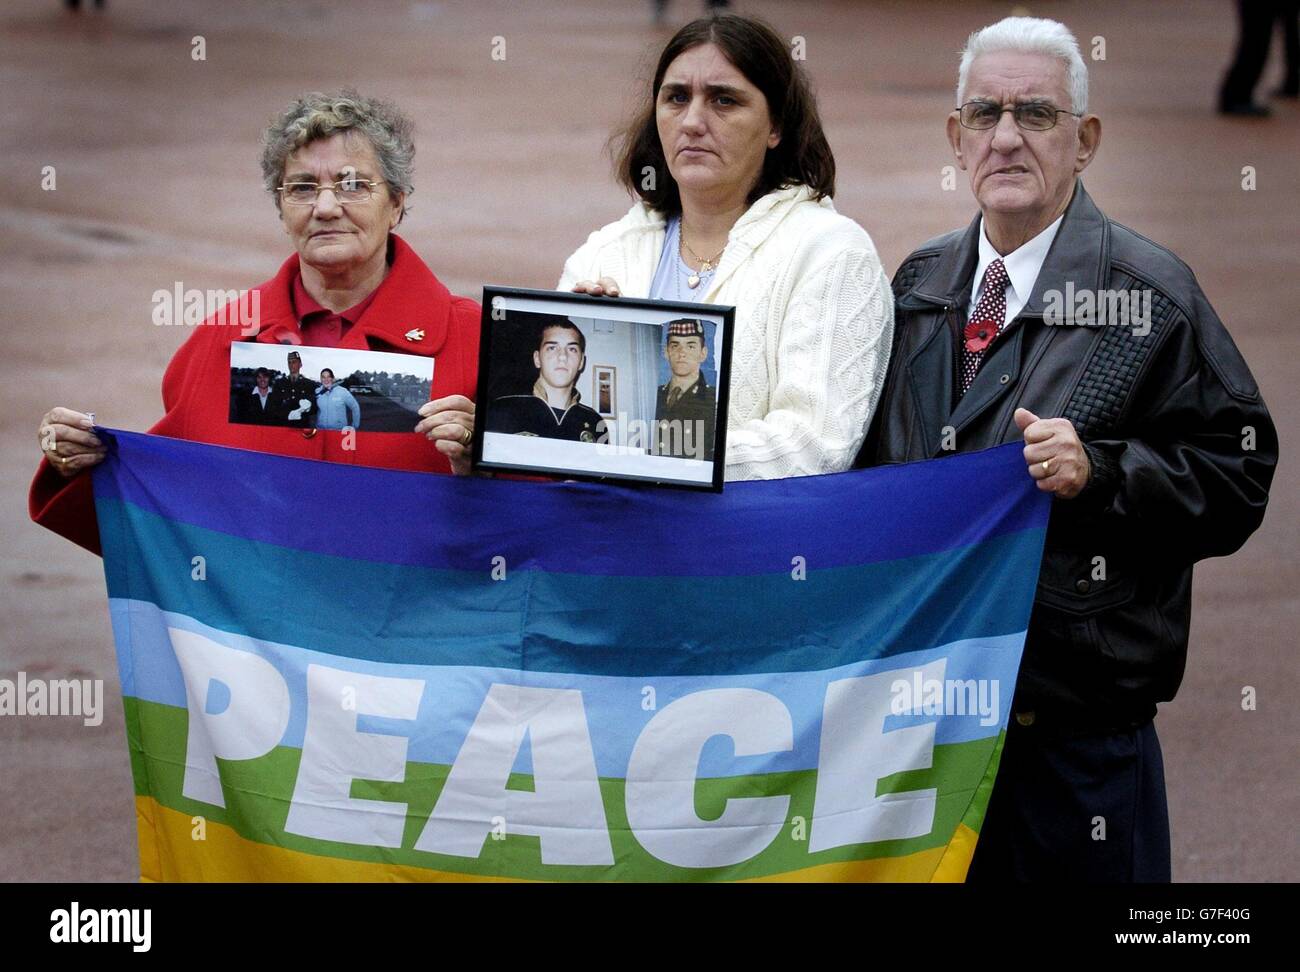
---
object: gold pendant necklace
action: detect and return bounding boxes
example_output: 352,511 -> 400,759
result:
679,222 -> 726,290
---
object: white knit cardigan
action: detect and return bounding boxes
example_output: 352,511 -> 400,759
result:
558,185 -> 894,480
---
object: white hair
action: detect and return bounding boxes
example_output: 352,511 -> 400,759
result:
956,16 -> 1089,114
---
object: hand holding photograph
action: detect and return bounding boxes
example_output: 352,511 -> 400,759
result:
229,344 -> 434,433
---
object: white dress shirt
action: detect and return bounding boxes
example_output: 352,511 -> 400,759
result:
967,214 -> 1064,327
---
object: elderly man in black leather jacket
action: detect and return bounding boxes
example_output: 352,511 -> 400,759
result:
857,16 -> 1277,882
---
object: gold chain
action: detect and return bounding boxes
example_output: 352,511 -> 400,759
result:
679,220 -> 726,273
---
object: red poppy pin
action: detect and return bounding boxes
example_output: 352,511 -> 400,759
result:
964,319 -> 998,353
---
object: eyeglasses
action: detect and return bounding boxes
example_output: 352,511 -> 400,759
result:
274,178 -> 384,205
956,100 -> 1082,131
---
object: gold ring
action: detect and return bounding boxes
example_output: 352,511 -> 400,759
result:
462,426 -> 473,447
1040,458 -> 1054,475
60,455 -> 69,466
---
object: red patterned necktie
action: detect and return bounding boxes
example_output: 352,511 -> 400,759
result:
959,257 -> 1010,396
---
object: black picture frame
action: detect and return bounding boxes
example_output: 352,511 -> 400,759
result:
472,286 -> 735,492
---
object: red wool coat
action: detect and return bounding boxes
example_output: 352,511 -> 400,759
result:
30,234 -> 481,555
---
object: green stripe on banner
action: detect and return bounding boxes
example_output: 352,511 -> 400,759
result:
125,698 -> 999,882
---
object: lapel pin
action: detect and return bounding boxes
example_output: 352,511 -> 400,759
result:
405,328 -> 425,342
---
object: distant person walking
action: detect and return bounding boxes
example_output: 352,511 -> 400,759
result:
1219,0 -> 1300,116
652,0 -> 728,28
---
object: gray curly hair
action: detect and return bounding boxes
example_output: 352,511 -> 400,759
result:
261,88 -> 415,222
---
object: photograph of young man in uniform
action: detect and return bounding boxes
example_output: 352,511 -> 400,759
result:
488,317 -> 606,442
270,350 -> 317,427
655,318 -> 715,461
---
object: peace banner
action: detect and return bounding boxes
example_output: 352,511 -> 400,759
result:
92,429 -> 1048,881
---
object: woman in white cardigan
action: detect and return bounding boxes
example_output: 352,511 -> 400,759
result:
562,13 -> 893,481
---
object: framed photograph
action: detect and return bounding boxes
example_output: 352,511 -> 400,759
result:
593,365 -> 617,418
473,286 -> 734,491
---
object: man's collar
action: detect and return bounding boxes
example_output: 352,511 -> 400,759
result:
532,378 -> 579,409
909,181 -> 1109,314
975,213 -> 1063,304
668,373 -> 706,394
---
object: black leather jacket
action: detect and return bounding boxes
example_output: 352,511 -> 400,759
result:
858,183 -> 1277,727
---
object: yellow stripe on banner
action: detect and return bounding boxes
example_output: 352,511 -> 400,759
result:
135,797 -> 529,883
136,797 -> 978,883
931,822 -> 979,882
743,824 -> 977,883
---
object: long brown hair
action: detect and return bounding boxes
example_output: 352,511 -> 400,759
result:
612,13 -> 836,217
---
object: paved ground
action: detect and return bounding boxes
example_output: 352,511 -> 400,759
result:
1,0 -> 1295,881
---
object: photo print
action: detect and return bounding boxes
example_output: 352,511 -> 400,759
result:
229,343 -> 434,432
473,287 -> 733,490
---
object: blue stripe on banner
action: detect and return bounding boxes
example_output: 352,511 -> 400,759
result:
90,429 -> 1049,577
95,497 -> 1045,676
109,600 -> 1017,778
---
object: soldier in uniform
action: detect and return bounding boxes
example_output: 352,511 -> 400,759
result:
655,318 -> 715,461
269,350 -> 318,428
488,317 -> 605,442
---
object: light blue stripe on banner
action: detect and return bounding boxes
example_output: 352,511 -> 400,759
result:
97,497 -> 1045,676
110,599 -> 1018,779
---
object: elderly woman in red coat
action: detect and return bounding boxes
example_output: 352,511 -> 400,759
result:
32,89 -> 479,554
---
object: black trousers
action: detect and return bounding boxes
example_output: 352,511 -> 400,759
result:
1220,0 -> 1300,106
967,718 -> 1171,883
